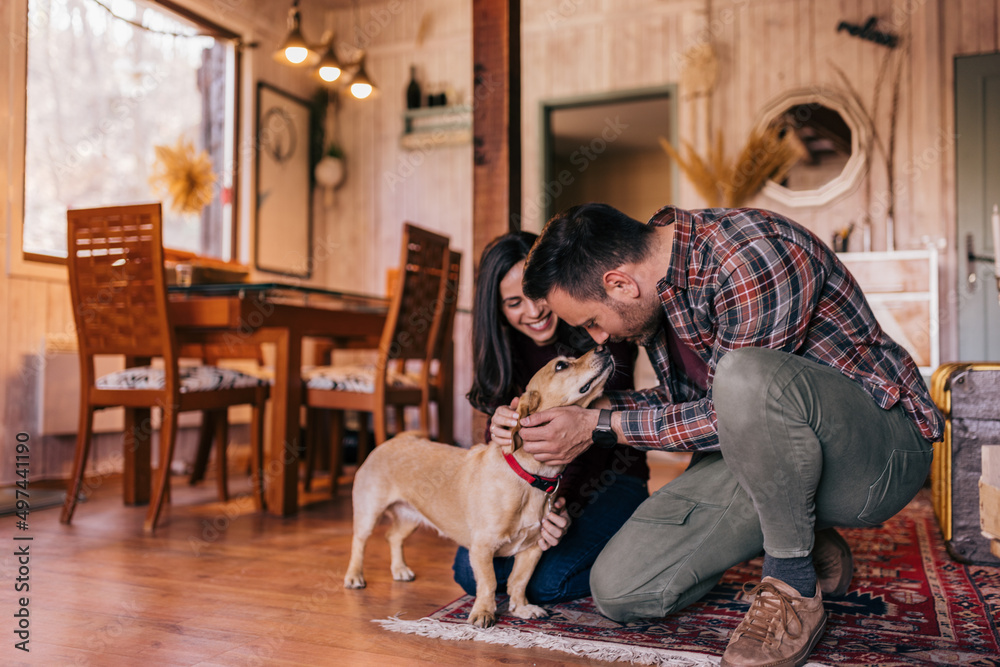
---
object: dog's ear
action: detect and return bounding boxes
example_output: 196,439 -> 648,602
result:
510,390 -> 541,452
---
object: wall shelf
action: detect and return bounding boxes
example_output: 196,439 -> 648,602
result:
401,104 -> 472,150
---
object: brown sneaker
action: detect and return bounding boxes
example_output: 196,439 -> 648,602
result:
720,577 -> 827,667
813,527 -> 853,596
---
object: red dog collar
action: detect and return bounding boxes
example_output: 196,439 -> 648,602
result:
503,451 -> 561,494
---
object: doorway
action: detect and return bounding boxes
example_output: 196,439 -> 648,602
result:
956,53 -> 1000,361
542,87 -> 677,223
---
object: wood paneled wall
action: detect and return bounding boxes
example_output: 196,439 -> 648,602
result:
317,0 -> 475,447
3,0 -> 1000,482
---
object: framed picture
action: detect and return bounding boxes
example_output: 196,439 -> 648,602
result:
255,82 -> 312,278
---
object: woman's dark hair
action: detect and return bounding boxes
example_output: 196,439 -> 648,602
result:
523,202 -> 655,303
466,231 -> 594,415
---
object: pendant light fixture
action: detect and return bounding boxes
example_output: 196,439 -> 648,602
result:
273,0 -> 377,99
349,55 -> 374,99
345,0 -> 377,99
273,0 -> 319,66
317,38 -> 343,83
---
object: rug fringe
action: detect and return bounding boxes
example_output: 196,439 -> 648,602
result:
373,615 -> 720,666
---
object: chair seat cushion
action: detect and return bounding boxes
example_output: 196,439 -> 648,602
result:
305,364 -> 419,393
96,365 -> 268,393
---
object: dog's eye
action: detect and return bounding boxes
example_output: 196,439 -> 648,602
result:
554,360 -> 569,372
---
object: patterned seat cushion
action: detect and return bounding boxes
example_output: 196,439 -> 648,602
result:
304,363 -> 420,393
96,365 -> 268,393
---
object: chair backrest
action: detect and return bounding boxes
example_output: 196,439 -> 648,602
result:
377,223 -> 450,375
427,249 -> 462,377
67,204 -> 175,373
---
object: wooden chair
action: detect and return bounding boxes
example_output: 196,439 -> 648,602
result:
382,249 -> 461,445
60,203 -> 269,534
422,249 -> 462,444
303,223 -> 450,490
184,342 -> 272,502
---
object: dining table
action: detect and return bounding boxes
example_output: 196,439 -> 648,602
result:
164,282 -> 389,516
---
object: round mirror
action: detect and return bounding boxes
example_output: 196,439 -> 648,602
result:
754,88 -> 870,208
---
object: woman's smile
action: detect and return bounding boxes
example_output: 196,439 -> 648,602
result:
500,260 -> 560,346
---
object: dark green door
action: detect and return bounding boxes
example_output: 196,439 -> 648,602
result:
956,53 -> 1000,361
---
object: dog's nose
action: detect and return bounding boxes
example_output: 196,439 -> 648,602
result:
595,345 -> 609,355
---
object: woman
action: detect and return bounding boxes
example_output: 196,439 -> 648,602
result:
454,231 -> 650,604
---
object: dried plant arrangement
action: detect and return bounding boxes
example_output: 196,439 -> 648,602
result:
659,123 -> 804,208
828,14 -> 909,251
658,132 -> 727,207
149,138 -> 217,214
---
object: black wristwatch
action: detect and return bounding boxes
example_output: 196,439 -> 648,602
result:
591,409 -> 617,449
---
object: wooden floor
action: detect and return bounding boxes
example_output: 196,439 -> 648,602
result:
14,453 -> 689,666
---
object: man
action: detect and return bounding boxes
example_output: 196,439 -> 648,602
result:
518,203 -> 943,667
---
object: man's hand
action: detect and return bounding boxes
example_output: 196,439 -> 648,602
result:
539,497 -> 570,551
517,405 -> 601,465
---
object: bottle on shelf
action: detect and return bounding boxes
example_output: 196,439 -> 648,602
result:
406,65 -> 422,110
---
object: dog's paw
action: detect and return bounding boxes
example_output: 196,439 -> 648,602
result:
391,565 -> 415,582
509,603 -> 548,620
467,607 -> 496,628
343,573 -> 366,589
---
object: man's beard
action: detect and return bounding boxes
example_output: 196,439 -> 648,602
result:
607,300 -> 663,348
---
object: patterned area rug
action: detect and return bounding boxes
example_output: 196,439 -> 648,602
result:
376,492 -> 1000,666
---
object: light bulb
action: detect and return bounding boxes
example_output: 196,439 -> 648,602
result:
285,46 -> 308,64
351,82 -> 373,99
319,65 -> 342,82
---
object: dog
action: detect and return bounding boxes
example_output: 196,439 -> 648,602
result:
343,346 -> 615,627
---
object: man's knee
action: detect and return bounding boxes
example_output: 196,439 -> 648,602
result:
590,522 -> 721,622
590,556 -> 711,621
715,348 -> 786,405
590,556 -> 660,621
714,347 -> 796,439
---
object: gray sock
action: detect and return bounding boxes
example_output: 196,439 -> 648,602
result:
762,554 -> 817,597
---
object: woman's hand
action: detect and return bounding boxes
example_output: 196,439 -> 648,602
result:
489,396 -> 520,446
539,497 -> 571,551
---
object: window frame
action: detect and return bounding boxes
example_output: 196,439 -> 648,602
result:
14,0 -> 243,269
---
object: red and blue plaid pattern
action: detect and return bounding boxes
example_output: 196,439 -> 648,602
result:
605,206 -> 944,451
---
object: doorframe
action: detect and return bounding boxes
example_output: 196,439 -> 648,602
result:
539,85 -> 679,223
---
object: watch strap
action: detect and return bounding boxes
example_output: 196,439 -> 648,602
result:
598,408 -> 612,430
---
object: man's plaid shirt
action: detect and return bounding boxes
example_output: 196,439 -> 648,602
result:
604,206 -> 945,451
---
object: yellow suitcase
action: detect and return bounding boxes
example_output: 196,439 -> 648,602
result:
929,362 -> 1000,564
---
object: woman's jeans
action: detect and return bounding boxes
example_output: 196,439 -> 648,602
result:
590,348 -> 934,622
452,473 -> 648,604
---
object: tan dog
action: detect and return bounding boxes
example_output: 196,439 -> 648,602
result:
343,346 -> 615,627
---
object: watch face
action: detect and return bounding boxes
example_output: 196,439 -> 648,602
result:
592,429 -> 616,449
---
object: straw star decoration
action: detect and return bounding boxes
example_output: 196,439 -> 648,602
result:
149,138 -> 217,214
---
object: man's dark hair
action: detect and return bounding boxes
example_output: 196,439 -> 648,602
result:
523,203 -> 655,302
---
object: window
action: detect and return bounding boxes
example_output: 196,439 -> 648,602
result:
24,0 -> 238,260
